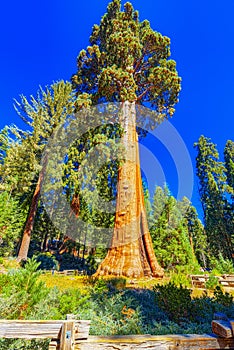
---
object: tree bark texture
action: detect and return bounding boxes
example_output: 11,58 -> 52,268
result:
95,101 -> 163,278
17,156 -> 47,261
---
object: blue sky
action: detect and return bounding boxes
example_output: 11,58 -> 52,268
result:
0,0 -> 234,217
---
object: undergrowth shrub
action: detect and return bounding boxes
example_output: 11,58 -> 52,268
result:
86,276 -> 127,292
153,282 -> 193,323
209,253 -> 234,274
0,257 -> 49,319
0,258 -> 233,341
205,274 -> 219,290
0,257 -> 56,349
0,338 -> 49,350
79,290 -> 143,335
58,288 -> 90,317
36,252 -> 59,271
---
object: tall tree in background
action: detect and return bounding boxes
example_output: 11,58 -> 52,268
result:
194,135 -> 233,260
150,186 -> 199,269
224,140 -> 234,255
178,197 -> 207,267
224,140 -> 234,198
1,81 -> 75,261
72,0 -> 181,277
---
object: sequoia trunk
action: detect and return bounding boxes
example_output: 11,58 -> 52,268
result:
95,101 -> 163,278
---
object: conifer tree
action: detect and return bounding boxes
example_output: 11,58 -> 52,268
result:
1,81 -> 75,261
224,140 -> 234,255
224,140 -> 234,198
194,136 -> 232,260
178,197 -> 207,267
72,0 -> 181,277
150,186 -> 198,269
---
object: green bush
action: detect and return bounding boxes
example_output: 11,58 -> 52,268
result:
36,252 -> 58,270
0,338 -> 49,350
205,275 -> 219,290
58,288 -> 90,317
213,286 -> 233,308
0,257 -> 56,349
86,276 -> 127,293
80,291 -> 143,335
0,257 -> 49,319
153,282 -> 193,323
209,253 -> 234,274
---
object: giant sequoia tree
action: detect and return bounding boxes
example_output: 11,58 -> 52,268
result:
72,0 -> 181,277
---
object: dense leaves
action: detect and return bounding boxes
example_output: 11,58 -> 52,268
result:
194,136 -> 234,261
72,0 -> 181,118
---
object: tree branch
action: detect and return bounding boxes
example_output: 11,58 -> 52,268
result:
136,85 -> 153,101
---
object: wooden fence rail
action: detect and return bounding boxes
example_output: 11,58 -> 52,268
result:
190,274 -> 234,288
0,316 -> 90,350
1,313 -> 234,349
76,334 -> 234,349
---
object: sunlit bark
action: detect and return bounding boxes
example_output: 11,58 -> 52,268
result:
95,101 -> 164,278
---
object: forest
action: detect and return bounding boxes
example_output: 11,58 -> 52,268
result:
0,0 -> 233,348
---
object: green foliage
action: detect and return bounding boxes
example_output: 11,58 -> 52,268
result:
213,286 -> 233,307
194,136 -> 233,260
209,253 -> 234,274
0,191 -> 27,256
0,338 -> 49,350
150,186 -> 200,269
0,258 -> 60,349
86,276 -> 127,293
58,288 -> 90,317
0,257 -> 48,319
36,252 -> 59,270
80,291 -> 143,335
169,265 -> 199,288
153,281 -> 234,328
224,139 -> 234,197
72,0 -> 181,114
153,282 -> 193,323
205,275 -> 219,290
0,261 -> 233,339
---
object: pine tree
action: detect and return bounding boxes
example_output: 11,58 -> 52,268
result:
1,81 -> 75,261
224,140 -> 234,256
72,0 -> 181,277
194,135 -> 232,260
224,140 -> 234,198
0,191 -> 27,256
178,197 -> 207,267
150,186 -> 197,269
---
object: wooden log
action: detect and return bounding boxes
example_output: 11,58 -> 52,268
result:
0,320 -> 63,339
60,321 -> 75,350
0,318 -> 90,350
75,321 -> 91,340
212,319 -> 234,338
75,334 -> 234,350
49,339 -> 59,350
65,315 -> 91,340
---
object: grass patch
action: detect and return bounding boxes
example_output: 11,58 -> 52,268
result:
39,274 -> 87,291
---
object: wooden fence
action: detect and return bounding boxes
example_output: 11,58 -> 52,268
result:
0,316 -> 90,350
1,313 -> 234,349
190,274 -> 234,289
77,334 -> 234,349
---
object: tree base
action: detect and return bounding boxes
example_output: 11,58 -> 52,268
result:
95,238 -> 164,278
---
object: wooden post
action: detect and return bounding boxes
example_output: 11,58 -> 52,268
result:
60,321 -> 75,350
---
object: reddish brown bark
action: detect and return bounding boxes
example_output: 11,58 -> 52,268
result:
70,193 -> 80,218
95,101 -> 163,278
17,156 -> 48,261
